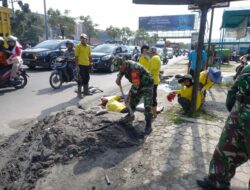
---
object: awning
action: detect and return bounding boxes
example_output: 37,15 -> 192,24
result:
133,0 -> 243,5
221,8 -> 250,28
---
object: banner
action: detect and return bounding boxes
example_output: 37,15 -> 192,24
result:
139,15 -> 195,31
236,16 -> 248,40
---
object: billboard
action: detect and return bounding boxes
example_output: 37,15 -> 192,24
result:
139,14 -> 195,31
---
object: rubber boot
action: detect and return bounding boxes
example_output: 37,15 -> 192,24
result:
196,178 -> 230,190
77,85 -> 83,99
152,106 -> 157,118
83,84 -> 93,96
145,118 -> 152,135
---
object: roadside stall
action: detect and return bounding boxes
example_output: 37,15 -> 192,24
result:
218,8 -> 250,69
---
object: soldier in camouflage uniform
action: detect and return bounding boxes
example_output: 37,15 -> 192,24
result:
197,65 -> 250,190
116,60 -> 154,134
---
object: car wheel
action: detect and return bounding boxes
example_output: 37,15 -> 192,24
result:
28,64 -> 36,69
49,58 -> 57,70
109,63 -> 115,73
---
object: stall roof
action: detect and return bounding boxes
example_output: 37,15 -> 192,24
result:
221,7 -> 250,28
133,0 -> 243,5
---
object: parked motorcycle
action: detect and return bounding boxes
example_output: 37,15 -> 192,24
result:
0,65 -> 28,89
49,57 -> 76,89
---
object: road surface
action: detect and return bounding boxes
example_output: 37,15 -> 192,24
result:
0,56 -> 186,137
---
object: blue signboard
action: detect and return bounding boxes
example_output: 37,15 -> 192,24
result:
139,14 -> 195,31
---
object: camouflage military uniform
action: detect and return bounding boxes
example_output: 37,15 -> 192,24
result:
117,61 -> 154,120
206,65 -> 250,189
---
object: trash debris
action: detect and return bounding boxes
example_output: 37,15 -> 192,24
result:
136,103 -> 164,114
105,174 -> 111,185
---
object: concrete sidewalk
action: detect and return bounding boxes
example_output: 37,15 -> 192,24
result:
138,58 -> 250,190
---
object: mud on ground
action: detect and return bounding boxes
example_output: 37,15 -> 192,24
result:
0,107 -> 145,190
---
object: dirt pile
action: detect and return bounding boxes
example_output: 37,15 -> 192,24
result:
0,108 -> 144,190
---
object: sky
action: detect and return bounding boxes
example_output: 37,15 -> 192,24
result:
16,0 -> 250,41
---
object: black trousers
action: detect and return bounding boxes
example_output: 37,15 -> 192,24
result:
78,65 -> 90,85
178,96 -> 191,112
152,85 -> 158,107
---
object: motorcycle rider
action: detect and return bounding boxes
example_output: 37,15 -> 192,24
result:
63,40 -> 77,81
0,37 -> 10,70
132,46 -> 140,61
7,35 -> 23,81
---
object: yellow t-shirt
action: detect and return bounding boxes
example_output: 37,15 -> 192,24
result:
199,70 -> 214,90
74,43 -> 91,66
149,55 -> 161,85
138,55 -> 150,71
175,85 -> 202,110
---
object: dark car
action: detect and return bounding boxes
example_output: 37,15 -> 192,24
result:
91,44 -> 131,72
22,39 -> 79,69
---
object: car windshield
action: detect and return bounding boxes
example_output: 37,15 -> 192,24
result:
92,44 -> 116,53
34,40 -> 62,49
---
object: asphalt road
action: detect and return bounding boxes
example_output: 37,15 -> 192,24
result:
0,56 -> 186,137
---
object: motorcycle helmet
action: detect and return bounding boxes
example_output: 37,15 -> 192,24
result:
80,33 -> 88,39
7,35 -> 17,43
66,40 -> 74,47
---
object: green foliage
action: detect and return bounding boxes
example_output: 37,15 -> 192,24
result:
106,25 -> 122,41
134,29 -> 158,45
11,3 -> 44,45
165,106 -> 185,124
79,15 -> 98,42
121,27 -> 133,44
189,108 -> 216,121
47,8 -> 75,39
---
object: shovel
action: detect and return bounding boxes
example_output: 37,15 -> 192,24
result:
119,84 -> 134,117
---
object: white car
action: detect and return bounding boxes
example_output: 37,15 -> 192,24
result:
167,48 -> 174,59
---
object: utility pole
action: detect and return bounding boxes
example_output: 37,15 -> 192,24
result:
43,0 -> 49,40
2,0 -> 8,7
207,7 -> 214,67
191,3 -> 209,113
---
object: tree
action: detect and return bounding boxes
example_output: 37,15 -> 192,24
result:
11,3 -> 44,45
121,27 -> 133,44
106,26 -> 121,41
134,29 -> 150,45
79,15 -> 98,43
47,8 -> 75,39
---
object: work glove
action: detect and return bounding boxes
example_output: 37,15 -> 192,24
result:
167,92 -> 176,102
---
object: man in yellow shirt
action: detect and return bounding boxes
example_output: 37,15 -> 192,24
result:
148,47 -> 161,118
167,74 -> 202,113
138,45 -> 150,71
75,33 -> 92,98
199,67 -> 222,101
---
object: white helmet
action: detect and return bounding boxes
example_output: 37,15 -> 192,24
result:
7,35 -> 17,42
